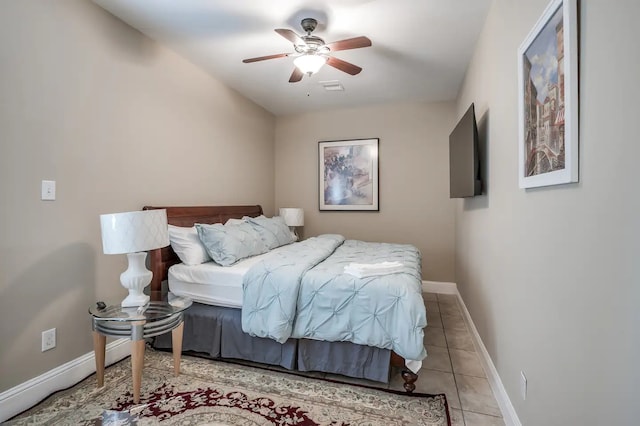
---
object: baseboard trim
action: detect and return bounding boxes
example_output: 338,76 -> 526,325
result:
422,280 -> 458,294
455,292 -> 522,426
0,339 -> 130,423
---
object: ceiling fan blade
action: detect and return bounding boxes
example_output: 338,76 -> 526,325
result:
326,36 -> 372,52
275,28 -> 306,46
289,68 -> 304,83
326,56 -> 362,75
242,53 -> 290,63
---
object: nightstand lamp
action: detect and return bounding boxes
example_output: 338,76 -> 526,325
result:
279,207 -> 304,239
100,209 -> 169,307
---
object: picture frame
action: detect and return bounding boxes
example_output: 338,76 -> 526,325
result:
319,138 -> 379,211
518,0 -> 578,189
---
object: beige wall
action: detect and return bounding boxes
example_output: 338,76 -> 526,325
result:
0,0 -> 275,392
455,0 -> 640,424
275,102 -> 456,282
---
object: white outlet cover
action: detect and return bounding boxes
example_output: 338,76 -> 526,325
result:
41,180 -> 56,201
42,328 -> 56,351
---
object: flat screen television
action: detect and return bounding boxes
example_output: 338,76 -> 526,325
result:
449,103 -> 482,198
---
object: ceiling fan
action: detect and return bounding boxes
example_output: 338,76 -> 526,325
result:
242,18 -> 372,83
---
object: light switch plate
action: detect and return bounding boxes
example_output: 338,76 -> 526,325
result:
41,180 -> 56,201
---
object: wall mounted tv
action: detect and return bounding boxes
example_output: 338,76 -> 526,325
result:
449,103 -> 482,198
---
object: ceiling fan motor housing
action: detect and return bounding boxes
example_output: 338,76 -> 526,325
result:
295,36 -> 328,54
294,18 -> 327,54
300,18 -> 318,34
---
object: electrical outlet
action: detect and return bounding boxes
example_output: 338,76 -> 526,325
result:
41,180 -> 56,201
42,328 -> 56,352
520,371 -> 527,400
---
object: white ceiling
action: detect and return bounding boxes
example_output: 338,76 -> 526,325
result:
92,0 -> 491,116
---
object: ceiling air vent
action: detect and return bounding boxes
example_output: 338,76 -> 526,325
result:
319,80 -> 344,91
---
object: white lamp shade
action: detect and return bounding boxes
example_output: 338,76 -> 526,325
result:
100,209 -> 169,254
293,54 -> 327,75
279,208 -> 304,227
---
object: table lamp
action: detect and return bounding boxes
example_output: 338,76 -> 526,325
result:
100,209 -> 169,307
279,207 -> 304,238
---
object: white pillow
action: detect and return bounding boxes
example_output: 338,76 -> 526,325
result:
168,224 -> 212,265
225,218 -> 246,226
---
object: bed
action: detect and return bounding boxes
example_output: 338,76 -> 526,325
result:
144,205 -> 426,392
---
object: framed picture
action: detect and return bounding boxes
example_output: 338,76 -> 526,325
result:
518,0 -> 578,188
319,138 -> 379,211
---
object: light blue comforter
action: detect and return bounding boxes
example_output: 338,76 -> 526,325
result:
241,234 -> 427,361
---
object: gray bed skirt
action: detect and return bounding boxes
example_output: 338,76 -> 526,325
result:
153,302 -> 391,383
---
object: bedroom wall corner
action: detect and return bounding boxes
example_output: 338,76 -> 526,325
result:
274,101 -> 457,282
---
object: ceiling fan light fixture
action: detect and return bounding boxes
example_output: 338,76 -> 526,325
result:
294,54 -> 327,75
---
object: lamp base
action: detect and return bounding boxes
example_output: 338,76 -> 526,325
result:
289,226 -> 300,241
121,293 -> 150,308
120,252 -> 153,308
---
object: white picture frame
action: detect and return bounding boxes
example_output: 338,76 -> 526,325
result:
518,0 -> 579,189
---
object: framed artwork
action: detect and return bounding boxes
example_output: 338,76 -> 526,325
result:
518,0 -> 578,189
319,138 -> 379,211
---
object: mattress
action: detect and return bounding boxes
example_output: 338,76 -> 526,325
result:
168,245 -> 287,307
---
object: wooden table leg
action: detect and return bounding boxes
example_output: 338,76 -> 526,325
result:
92,332 -> 106,388
172,322 -> 184,376
131,339 -> 145,404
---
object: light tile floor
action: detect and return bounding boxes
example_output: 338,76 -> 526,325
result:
322,291 -> 505,426
399,292 -> 504,426
174,291 -> 504,425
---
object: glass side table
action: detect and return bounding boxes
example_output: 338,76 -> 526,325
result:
88,292 -> 192,404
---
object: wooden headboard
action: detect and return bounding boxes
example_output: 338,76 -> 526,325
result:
143,205 -> 263,292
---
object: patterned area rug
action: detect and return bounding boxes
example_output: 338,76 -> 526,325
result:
9,349 -> 450,425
